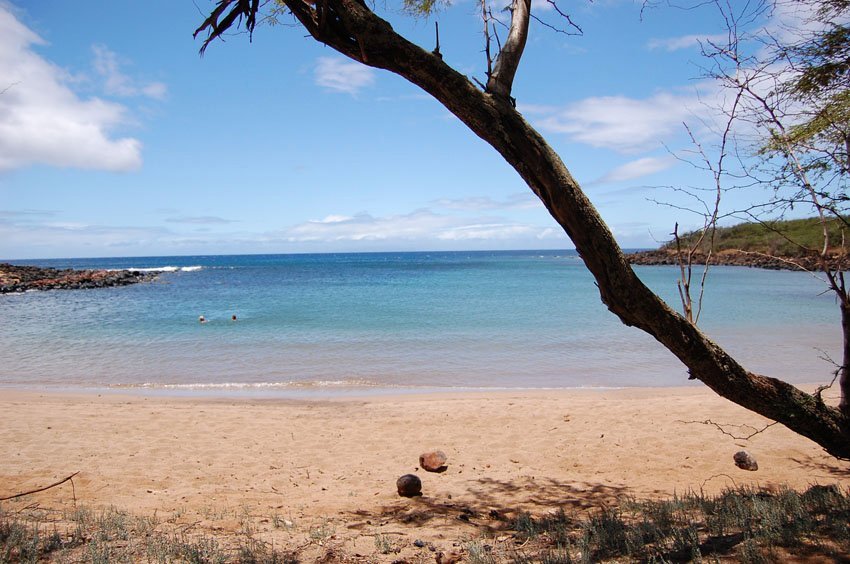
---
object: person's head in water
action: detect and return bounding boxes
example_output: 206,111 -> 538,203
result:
199,315 -> 206,323
231,314 -> 237,321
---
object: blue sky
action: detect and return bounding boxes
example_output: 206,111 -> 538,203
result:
0,0 -> 800,259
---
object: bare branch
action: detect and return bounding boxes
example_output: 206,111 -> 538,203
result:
194,0 -> 263,55
531,1 -> 583,35
486,0 -> 530,102
0,472 -> 80,501
677,419 -> 779,441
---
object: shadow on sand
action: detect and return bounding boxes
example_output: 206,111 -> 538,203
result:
344,476 -> 631,534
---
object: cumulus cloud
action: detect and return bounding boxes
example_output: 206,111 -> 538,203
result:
595,157 -> 674,184
531,91 -> 701,153
314,57 -> 375,95
92,44 -> 167,99
647,34 -> 726,52
0,6 -> 144,171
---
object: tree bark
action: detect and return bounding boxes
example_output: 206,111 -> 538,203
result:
840,299 -> 850,417
198,0 -> 850,458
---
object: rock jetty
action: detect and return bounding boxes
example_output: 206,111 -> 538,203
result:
0,263 -> 156,294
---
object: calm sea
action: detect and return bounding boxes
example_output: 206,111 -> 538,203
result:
0,250 -> 840,397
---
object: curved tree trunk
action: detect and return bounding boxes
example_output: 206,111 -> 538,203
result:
198,0 -> 850,458
840,299 -> 850,416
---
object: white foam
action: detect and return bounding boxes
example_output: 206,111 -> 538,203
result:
116,265 -> 204,273
134,379 -> 379,390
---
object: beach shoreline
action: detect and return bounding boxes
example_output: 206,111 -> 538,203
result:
2,385 -> 847,560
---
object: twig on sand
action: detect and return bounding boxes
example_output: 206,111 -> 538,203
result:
700,473 -> 738,493
676,419 -> 778,440
0,471 -> 80,501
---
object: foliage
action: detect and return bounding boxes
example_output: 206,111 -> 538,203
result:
663,216 -> 847,256
401,0 -> 450,16
756,0 -> 850,209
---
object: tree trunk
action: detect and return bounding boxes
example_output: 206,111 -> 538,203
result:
198,0 -> 850,458
840,299 -> 850,417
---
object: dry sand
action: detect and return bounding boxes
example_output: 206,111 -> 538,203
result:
1,386 -> 848,560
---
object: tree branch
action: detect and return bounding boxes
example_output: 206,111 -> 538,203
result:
0,472 -> 80,501
194,0 -> 850,459
485,0 -> 531,102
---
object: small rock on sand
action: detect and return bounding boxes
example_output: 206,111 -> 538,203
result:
396,474 -> 422,497
733,450 -> 758,471
419,450 -> 448,472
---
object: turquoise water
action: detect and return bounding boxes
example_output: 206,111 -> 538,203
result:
0,250 -> 840,396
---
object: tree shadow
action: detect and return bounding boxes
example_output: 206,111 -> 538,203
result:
343,476 -> 633,534
789,456 -> 850,478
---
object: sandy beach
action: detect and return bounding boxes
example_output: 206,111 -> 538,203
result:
1,385 -> 848,561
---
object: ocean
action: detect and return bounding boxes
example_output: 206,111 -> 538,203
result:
0,250 -> 840,397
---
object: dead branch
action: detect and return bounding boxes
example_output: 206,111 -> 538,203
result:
0,472 -> 80,501
544,0 -> 582,34
677,419 -> 778,440
699,473 -> 738,494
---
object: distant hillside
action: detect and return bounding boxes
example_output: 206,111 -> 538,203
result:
627,217 -> 848,270
665,217 -> 845,256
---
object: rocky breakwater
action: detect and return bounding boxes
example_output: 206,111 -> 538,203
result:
627,249 -> 848,271
0,263 -> 156,294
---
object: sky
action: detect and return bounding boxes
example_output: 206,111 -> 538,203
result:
0,0 -> 807,259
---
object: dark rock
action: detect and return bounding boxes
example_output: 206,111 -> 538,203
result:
396,474 -> 422,497
436,551 -> 462,564
0,263 -> 155,294
419,450 -> 448,472
733,450 -> 759,471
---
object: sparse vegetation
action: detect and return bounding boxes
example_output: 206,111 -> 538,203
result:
510,484 -> 850,563
664,216 -> 848,258
3,484 -> 848,562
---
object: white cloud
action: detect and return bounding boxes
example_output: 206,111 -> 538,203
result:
0,218 -> 171,257
531,0 -> 554,12
314,57 -> 375,95
0,206 -> 569,258
0,6 -> 143,171
281,209 -> 559,244
595,157 -> 674,184
533,91 -> 701,153
92,44 -> 167,100
765,0 -> 833,45
435,223 -> 542,241
647,34 -> 726,52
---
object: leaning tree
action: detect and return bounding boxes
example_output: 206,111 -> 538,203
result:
195,0 -> 850,458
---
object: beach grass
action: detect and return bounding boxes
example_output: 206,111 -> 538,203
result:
2,484 -> 848,562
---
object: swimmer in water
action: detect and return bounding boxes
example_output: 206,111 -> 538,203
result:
199,315 -> 207,323
231,314 -> 237,321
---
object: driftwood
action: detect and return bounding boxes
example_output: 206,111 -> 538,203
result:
0,472 -> 79,501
